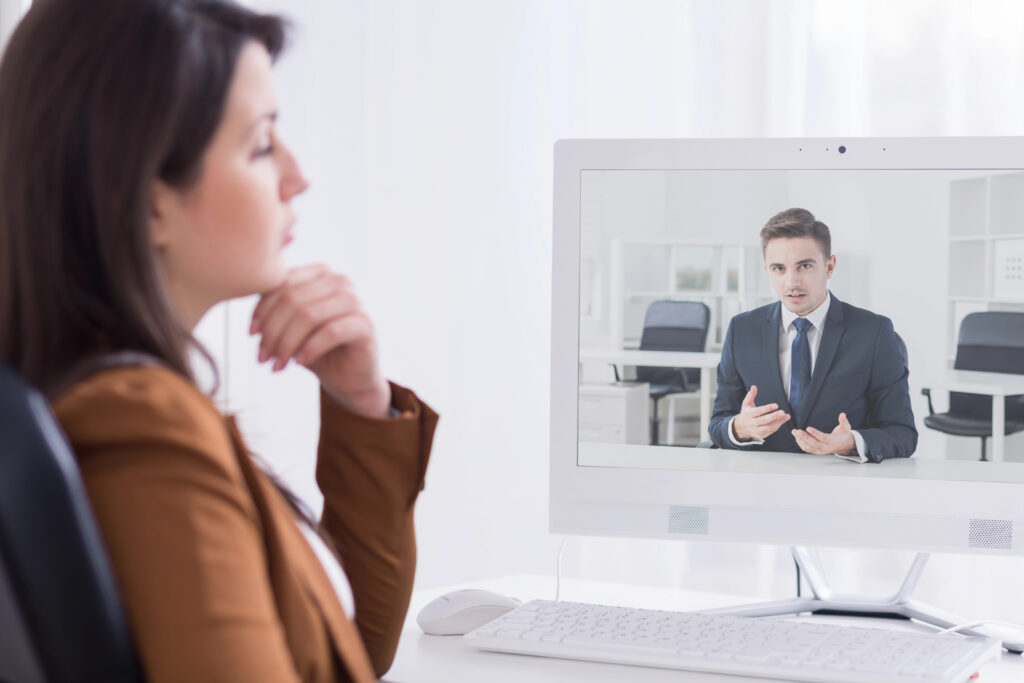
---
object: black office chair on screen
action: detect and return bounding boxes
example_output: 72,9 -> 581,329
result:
920,312 -> 1024,462
613,300 -> 711,446
0,364 -> 142,683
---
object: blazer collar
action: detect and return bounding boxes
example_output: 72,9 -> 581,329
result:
223,417 -> 377,683
763,302 -> 793,417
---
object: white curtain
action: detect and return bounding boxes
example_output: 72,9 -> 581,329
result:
531,0 -> 1024,138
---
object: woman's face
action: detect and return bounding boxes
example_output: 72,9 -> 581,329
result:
151,41 -> 308,328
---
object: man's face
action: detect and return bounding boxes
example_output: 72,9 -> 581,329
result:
764,236 -> 836,316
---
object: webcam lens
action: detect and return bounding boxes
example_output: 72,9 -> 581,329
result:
838,145 -> 847,154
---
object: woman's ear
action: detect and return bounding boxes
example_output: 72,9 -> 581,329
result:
149,180 -> 177,250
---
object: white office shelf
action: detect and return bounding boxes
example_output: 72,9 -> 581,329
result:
946,172 -> 1024,353
950,233 -> 1024,242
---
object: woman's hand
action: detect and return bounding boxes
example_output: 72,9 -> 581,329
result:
250,263 -> 391,418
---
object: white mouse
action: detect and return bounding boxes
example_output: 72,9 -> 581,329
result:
416,589 -> 522,635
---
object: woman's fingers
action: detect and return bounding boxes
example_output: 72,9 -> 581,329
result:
255,272 -> 353,364
247,264 -> 386,415
293,314 -> 374,367
267,295 -> 361,370
250,263 -> 335,334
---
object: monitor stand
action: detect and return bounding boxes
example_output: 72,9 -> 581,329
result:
700,546 -> 1023,653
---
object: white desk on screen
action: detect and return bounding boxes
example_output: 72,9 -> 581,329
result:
385,575 -> 1024,682
579,350 -> 721,442
927,370 -> 1024,462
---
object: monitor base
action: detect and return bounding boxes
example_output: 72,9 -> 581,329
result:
700,547 -> 1024,653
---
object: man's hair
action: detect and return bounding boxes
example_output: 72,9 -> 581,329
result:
760,208 -> 831,260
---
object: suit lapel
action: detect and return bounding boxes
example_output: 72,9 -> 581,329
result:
764,302 -> 794,416
223,417 -> 377,683
286,518 -> 377,683
797,294 -> 846,426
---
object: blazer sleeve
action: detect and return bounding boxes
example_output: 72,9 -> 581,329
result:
859,318 -> 919,461
709,319 -> 747,449
54,369 -> 303,683
315,381 -> 438,678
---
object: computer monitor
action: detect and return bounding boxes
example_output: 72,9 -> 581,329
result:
551,138 -> 1024,558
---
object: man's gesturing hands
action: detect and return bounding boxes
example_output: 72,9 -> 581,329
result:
732,386 -> 856,456
791,413 -> 856,456
731,385 -> 790,442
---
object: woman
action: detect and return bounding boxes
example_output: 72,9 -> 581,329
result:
0,1 -> 436,681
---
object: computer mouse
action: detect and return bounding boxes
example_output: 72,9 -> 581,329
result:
416,589 -> 522,635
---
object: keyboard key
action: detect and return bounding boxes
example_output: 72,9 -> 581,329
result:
734,650 -> 775,664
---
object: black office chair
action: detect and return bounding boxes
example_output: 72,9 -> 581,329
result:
921,312 -> 1024,461
0,364 -> 142,683
614,300 -> 711,445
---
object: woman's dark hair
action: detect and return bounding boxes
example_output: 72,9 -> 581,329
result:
0,0 -> 287,396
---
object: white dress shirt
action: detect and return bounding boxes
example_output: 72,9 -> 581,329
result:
728,292 -> 869,462
298,521 -> 356,616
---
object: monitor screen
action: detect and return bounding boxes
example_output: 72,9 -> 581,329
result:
551,139 -> 1024,555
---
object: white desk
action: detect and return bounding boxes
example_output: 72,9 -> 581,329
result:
927,370 -> 1024,462
386,575 -> 1024,682
580,350 -> 721,442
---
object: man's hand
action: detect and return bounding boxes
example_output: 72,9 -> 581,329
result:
250,264 -> 391,419
732,385 -> 790,442
792,413 -> 856,455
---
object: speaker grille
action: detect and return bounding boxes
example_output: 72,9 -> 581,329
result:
968,519 -> 1013,550
667,505 -> 709,535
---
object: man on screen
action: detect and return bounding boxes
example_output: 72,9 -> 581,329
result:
708,208 -> 917,462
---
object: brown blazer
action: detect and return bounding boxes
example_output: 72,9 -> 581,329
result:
52,365 -> 438,682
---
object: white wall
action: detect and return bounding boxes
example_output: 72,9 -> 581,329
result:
0,0 -> 1020,627
217,0 -> 1024,611
0,0 -> 26,50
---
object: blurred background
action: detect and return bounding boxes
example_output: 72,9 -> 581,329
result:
4,0 -> 1024,623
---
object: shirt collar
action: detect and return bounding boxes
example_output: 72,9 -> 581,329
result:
781,291 -> 831,333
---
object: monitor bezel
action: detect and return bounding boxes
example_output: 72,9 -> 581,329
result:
551,137 -> 1024,556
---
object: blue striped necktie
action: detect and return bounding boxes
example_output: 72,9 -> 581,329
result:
790,318 -> 813,417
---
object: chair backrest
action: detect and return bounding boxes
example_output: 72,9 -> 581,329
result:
950,312 -> 1024,419
0,364 -> 142,683
636,300 -> 711,387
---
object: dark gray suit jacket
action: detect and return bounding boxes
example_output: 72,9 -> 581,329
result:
709,293 -> 917,461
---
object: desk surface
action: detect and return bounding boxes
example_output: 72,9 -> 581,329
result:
578,442 -> 1024,483
385,575 -> 1024,682
580,349 -> 722,367
930,370 -> 1024,396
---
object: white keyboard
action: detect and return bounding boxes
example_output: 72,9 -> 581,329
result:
464,600 -> 1002,683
